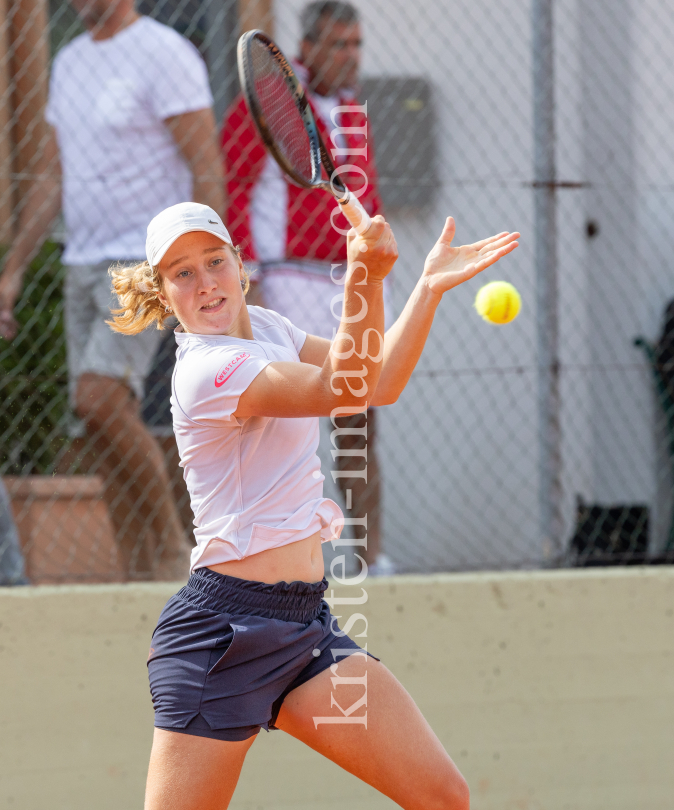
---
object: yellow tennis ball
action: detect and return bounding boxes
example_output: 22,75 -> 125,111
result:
474,281 -> 521,325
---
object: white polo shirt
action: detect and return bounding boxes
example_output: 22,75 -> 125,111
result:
171,306 -> 343,570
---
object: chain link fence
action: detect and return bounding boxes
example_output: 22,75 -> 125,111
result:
1,0 -> 673,584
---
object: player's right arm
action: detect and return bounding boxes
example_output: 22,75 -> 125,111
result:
0,127 -> 61,340
233,216 -> 397,419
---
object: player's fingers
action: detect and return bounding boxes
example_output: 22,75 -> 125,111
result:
348,217 -> 391,260
380,222 -> 398,253
477,232 -> 519,255
365,222 -> 391,253
366,214 -> 388,240
437,216 -> 456,245
355,220 -> 398,270
443,239 -> 518,288
387,231 -> 399,259
377,225 -> 398,260
484,231 -> 519,249
348,215 -> 387,244
481,242 -> 517,265
460,262 -> 478,281
462,257 -> 493,282
476,241 -> 519,270
472,231 -> 509,251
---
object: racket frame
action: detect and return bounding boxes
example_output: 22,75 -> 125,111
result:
237,30 -> 372,234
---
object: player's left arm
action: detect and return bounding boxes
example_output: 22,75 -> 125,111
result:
371,217 -> 519,405
165,108 -> 226,217
299,218 -> 518,405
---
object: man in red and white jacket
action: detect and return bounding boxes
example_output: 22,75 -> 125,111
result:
222,1 -> 395,576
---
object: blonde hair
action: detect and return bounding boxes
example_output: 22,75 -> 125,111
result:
107,245 -> 249,335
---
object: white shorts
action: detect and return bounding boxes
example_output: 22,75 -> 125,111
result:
64,260 -> 163,406
260,262 -> 393,342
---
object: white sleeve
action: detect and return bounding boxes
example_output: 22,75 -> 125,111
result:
147,30 -> 214,120
173,346 -> 271,426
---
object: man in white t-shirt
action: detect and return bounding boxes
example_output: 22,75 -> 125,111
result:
0,0 -> 225,579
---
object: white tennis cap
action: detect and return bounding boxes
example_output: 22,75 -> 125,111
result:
146,202 -> 232,269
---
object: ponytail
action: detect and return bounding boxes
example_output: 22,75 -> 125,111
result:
107,260 -> 170,335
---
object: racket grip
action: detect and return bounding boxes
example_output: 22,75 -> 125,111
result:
339,191 -> 372,235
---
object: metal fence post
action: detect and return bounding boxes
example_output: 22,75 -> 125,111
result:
532,0 -> 563,558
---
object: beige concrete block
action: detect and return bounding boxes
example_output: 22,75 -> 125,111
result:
4,475 -> 123,584
1,568 -> 673,810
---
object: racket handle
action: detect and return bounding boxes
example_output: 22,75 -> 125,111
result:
338,191 -> 372,235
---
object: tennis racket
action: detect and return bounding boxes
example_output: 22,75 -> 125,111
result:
237,29 -> 372,235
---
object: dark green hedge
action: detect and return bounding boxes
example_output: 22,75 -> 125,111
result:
0,242 -> 68,474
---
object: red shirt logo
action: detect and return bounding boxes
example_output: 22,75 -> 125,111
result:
215,353 -> 250,387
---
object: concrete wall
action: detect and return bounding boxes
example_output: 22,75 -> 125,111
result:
1,567 -> 673,809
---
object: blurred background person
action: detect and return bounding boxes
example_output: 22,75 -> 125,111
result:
0,0 -> 225,580
0,480 -> 28,586
223,0 -> 395,576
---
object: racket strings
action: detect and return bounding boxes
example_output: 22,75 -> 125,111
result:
249,39 -> 317,183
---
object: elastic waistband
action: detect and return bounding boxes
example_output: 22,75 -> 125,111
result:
177,567 -> 328,623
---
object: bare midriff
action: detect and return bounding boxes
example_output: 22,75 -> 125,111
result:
207,530 -> 324,585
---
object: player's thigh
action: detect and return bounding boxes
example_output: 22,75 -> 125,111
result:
145,728 -> 256,810
275,654 -> 469,810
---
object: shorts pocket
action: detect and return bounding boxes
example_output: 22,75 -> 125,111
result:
199,614 -> 323,730
204,615 -> 317,686
207,623 -> 244,676
148,601 -> 235,730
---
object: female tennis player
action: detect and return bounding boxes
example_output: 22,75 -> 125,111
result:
109,201 -> 518,810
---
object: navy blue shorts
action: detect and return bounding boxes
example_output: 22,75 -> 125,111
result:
147,567 -> 376,742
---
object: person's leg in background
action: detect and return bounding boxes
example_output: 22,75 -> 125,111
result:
156,434 -> 194,542
333,407 -> 395,574
0,478 -> 29,586
75,373 -> 190,580
66,262 -> 190,581
141,329 -> 196,547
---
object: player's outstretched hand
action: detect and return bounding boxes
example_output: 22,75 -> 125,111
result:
422,217 -> 519,297
347,215 -> 398,283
